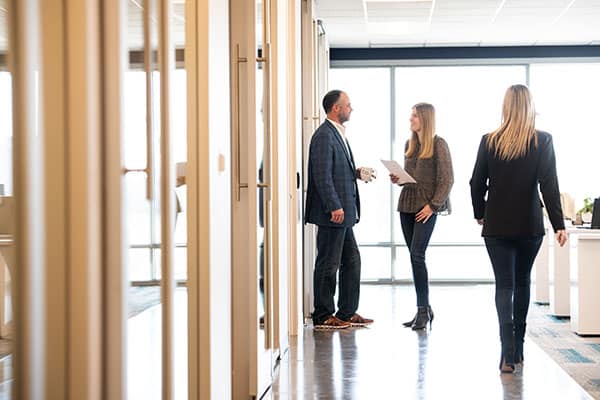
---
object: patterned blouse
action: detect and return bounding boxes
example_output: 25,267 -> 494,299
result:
397,136 -> 454,214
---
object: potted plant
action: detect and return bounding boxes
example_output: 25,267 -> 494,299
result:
578,197 -> 594,223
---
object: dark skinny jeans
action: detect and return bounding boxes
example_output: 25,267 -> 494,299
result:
400,212 -> 437,307
484,236 -> 543,327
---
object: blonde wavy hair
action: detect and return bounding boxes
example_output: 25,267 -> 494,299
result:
405,103 -> 435,159
487,84 -> 538,160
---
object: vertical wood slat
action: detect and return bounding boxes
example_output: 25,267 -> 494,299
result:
144,0 -> 155,201
185,0 -> 199,398
40,0 -> 67,398
158,0 -> 176,399
102,0 -> 127,399
9,0 -> 45,398
65,0 -> 103,398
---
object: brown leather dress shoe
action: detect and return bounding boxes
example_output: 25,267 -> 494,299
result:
346,313 -> 374,327
314,316 -> 351,330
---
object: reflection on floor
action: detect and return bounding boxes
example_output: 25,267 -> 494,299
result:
270,284 -> 595,400
0,284 -> 596,399
0,355 -> 10,400
128,288 -> 188,400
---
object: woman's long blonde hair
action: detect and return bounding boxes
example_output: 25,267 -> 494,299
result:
405,103 -> 435,159
487,84 -> 538,160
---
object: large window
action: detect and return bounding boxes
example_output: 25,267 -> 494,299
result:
329,68 -> 392,280
330,61 -> 600,282
530,63 -> 600,204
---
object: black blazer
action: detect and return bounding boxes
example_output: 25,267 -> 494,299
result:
305,120 -> 360,228
470,130 -> 565,237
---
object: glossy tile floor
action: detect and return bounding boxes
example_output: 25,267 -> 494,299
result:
270,284 -> 595,400
0,284 -> 595,399
0,355 -> 10,399
128,288 -> 188,400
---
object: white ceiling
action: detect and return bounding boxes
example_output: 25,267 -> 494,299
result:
0,1 -> 186,53
314,0 -> 600,47
2,1 -> 599,53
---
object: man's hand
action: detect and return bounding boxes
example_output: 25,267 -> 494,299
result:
358,167 -> 376,183
555,229 -> 567,247
476,218 -> 484,225
415,204 -> 434,223
330,208 -> 344,224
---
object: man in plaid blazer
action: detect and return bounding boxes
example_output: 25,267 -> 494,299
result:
305,90 -> 374,330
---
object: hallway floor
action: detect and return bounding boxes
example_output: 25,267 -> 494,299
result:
0,284 -> 596,399
270,284 -> 595,400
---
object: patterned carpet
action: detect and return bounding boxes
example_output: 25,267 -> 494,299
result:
528,302 -> 600,399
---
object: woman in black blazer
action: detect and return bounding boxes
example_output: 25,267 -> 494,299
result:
470,84 -> 567,373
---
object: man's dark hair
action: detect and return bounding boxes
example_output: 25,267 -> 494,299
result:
322,90 -> 343,114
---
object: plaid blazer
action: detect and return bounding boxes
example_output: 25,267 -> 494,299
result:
305,120 -> 361,228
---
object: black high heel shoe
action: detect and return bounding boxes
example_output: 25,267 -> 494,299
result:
514,323 -> 526,364
514,344 -> 523,365
499,323 -> 516,373
428,306 -> 434,329
412,306 -> 431,330
402,313 -> 417,327
499,353 -> 515,373
403,306 -> 433,328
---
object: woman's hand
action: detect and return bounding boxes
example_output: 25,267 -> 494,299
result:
415,204 -> 434,223
389,173 -> 401,185
555,229 -> 567,247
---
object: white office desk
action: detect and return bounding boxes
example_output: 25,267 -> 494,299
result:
549,228 -> 577,316
570,231 -> 600,335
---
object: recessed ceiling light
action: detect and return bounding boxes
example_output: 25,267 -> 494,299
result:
367,21 -> 429,35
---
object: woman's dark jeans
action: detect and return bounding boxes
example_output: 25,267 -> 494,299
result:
484,236 -> 543,326
400,212 -> 437,307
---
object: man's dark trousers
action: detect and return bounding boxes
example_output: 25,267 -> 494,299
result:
312,225 -> 361,325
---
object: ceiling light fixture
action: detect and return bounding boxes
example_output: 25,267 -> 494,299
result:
367,21 -> 429,36
551,0 -> 576,25
427,0 -> 436,25
490,0 -> 506,24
